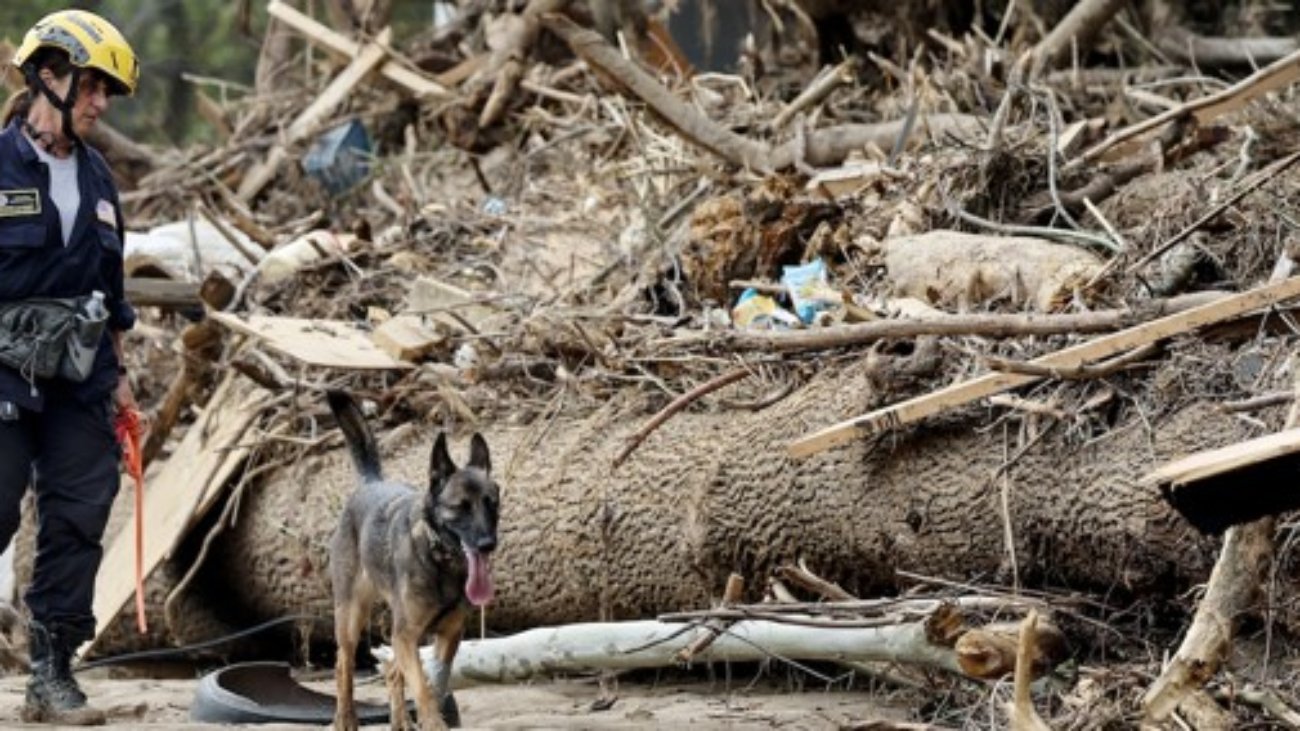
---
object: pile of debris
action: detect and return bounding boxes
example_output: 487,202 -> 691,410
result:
16,0 -> 1300,727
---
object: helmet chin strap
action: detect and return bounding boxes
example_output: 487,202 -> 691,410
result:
21,65 -> 82,152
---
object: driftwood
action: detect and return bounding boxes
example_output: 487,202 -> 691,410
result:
544,13 -> 979,173
771,60 -> 855,130
769,115 -> 984,169
956,613 -> 1068,682
124,218 -> 261,283
674,573 -> 744,664
384,617 -> 964,688
266,0 -> 448,98
1008,611 -> 1053,731
1069,47 -> 1300,169
1140,518 -> 1275,722
1157,27 -> 1299,68
1029,0 -> 1129,78
1141,350 -> 1300,722
476,0 -> 570,127
542,13 -> 771,172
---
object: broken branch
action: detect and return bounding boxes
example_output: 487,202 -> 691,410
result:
542,13 -> 772,172
612,367 -> 751,468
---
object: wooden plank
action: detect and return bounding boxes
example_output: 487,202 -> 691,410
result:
90,373 -> 267,649
125,277 -> 201,309
237,27 -> 392,202
1141,427 -> 1300,488
788,276 -> 1300,458
372,314 -> 445,362
266,0 -> 449,99
208,311 -> 413,370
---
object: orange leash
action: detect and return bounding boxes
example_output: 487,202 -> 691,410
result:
114,407 -> 147,634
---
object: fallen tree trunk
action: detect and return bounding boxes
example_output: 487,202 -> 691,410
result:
183,354 -> 1254,647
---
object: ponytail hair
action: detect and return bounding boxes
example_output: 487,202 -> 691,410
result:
1,88 -> 32,127
2,48 -> 74,127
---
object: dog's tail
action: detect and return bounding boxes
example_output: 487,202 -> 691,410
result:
326,390 -> 382,482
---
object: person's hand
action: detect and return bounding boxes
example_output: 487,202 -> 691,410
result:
113,372 -> 149,435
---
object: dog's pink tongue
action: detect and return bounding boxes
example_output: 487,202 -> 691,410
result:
464,548 -> 495,606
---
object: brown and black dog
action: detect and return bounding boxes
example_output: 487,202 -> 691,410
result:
326,390 -> 499,731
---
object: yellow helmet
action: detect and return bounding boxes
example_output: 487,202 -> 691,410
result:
12,10 -> 139,96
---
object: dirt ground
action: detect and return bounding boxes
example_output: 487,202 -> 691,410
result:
0,669 -> 915,729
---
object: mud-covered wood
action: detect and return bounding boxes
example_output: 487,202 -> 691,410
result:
169,360 -> 1251,647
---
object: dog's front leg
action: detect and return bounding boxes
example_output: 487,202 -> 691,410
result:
393,629 -> 443,731
384,655 -> 409,731
431,617 -> 465,728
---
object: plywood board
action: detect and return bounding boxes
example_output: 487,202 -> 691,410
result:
91,374 -> 268,648
208,311 -> 413,370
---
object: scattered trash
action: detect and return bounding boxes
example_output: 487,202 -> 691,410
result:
781,259 -> 842,324
257,231 -> 358,285
731,288 -> 801,330
454,342 -> 480,371
301,119 -> 373,196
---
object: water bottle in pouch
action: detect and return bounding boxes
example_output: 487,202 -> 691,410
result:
59,291 -> 108,382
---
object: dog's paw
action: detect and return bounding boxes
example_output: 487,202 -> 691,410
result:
439,693 -> 460,728
332,711 -> 360,731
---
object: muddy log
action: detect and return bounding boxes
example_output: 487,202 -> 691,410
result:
186,359 -> 1245,645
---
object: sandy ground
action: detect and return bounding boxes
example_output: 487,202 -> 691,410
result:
0,668 -> 915,729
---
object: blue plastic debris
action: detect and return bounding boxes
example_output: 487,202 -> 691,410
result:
781,259 -> 841,324
301,119 -> 373,195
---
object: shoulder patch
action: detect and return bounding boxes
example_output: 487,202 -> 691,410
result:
95,199 -> 116,227
0,190 -> 41,218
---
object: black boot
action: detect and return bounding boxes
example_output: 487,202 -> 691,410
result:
22,621 -> 105,725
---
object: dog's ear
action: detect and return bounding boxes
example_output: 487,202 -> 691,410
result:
468,433 -> 491,475
430,432 -> 456,492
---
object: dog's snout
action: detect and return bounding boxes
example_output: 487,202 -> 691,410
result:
475,536 -> 497,553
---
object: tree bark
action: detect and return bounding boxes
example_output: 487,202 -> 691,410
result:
184,358 -> 1250,648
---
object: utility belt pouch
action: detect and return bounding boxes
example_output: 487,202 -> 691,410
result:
0,293 -> 107,384
59,294 -> 108,382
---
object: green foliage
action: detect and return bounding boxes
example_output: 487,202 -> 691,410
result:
2,2 -> 439,146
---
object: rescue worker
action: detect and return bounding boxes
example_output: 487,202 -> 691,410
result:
0,10 -> 141,724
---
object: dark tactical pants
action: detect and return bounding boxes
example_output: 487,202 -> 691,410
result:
0,395 -> 119,644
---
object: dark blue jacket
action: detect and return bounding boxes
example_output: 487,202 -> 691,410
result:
0,118 -> 134,411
